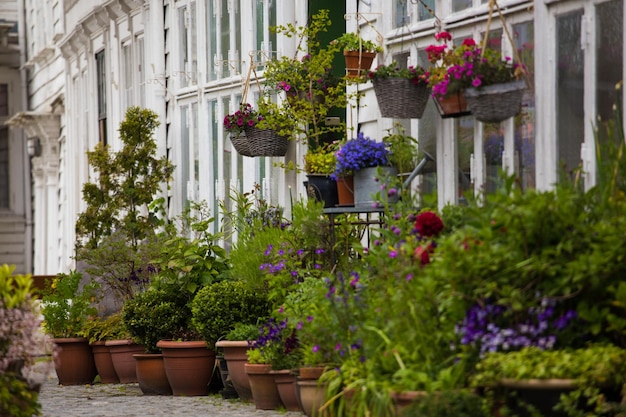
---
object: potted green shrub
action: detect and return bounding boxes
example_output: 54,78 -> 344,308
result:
0,264 -> 52,417
142,202 -> 229,396
40,271 -> 100,385
471,345 -> 626,417
332,32 -> 382,78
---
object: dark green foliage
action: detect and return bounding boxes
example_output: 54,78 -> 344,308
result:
0,373 -> 41,417
191,280 -> 271,350
122,288 -> 191,353
225,323 -> 260,342
75,106 -> 174,250
400,390 -> 490,417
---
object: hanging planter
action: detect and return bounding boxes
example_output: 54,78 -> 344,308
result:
373,78 -> 431,119
244,126 -> 290,157
433,90 -> 472,119
344,50 -> 377,78
464,80 -> 526,123
229,133 -> 253,157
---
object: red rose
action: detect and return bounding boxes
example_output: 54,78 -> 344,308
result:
414,211 -> 444,237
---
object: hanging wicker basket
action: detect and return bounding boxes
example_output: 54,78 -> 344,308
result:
433,90 -> 472,119
229,132 -> 253,157
372,78 -> 431,119
244,126 -> 289,157
464,80 -> 526,123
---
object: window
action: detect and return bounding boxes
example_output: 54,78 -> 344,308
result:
394,0 -> 410,28
0,128 -> 8,209
0,84 -> 7,116
122,36 -> 146,110
207,0 -> 242,81
96,50 -> 107,145
136,36 -> 146,108
122,43 -> 133,110
596,0 -> 623,122
177,2 -> 198,89
513,21 -> 536,190
556,10 -> 584,180
254,0 -> 276,67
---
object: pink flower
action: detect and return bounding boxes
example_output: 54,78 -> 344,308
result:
462,38 -> 476,47
435,31 -> 452,41
472,78 -> 482,87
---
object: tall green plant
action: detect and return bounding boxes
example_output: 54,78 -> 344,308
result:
75,106 -> 174,250
264,9 -> 349,155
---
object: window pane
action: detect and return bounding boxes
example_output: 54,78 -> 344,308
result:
457,117 -> 474,201
181,106 -> 190,207
417,50 -> 438,205
0,84 -> 8,116
136,37 -> 145,108
220,0 -> 230,77
123,44 -> 133,110
514,21 -> 536,190
394,0 -> 409,28
418,0 -> 435,22
179,7 -> 189,88
190,1 -> 198,85
556,10 -> 584,179
0,128 -> 8,208
207,0 -> 217,81
596,0 -> 623,121
451,0 -> 472,14
210,100 -> 219,233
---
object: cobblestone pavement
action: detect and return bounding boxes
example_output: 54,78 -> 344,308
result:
38,372 -> 304,417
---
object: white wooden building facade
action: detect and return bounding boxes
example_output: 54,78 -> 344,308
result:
3,0 -> 624,274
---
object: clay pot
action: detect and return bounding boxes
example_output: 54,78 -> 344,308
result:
133,353 -> 172,395
91,341 -> 119,384
272,369 -> 300,411
245,363 -> 282,410
52,337 -> 97,385
105,340 -> 145,383
156,340 -> 216,396
215,340 -> 253,401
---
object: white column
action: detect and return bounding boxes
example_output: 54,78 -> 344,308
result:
31,166 -> 47,275
437,119 -> 458,209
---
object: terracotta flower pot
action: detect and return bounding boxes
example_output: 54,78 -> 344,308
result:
390,390 -> 427,416
52,337 -> 97,385
296,378 -> 327,417
344,50 -> 376,77
272,369 -> 300,411
433,90 -> 471,118
336,176 -> 355,206
105,339 -> 145,383
245,363 -> 282,410
133,353 -> 172,395
215,340 -> 253,401
90,341 -> 120,384
157,340 -> 216,396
